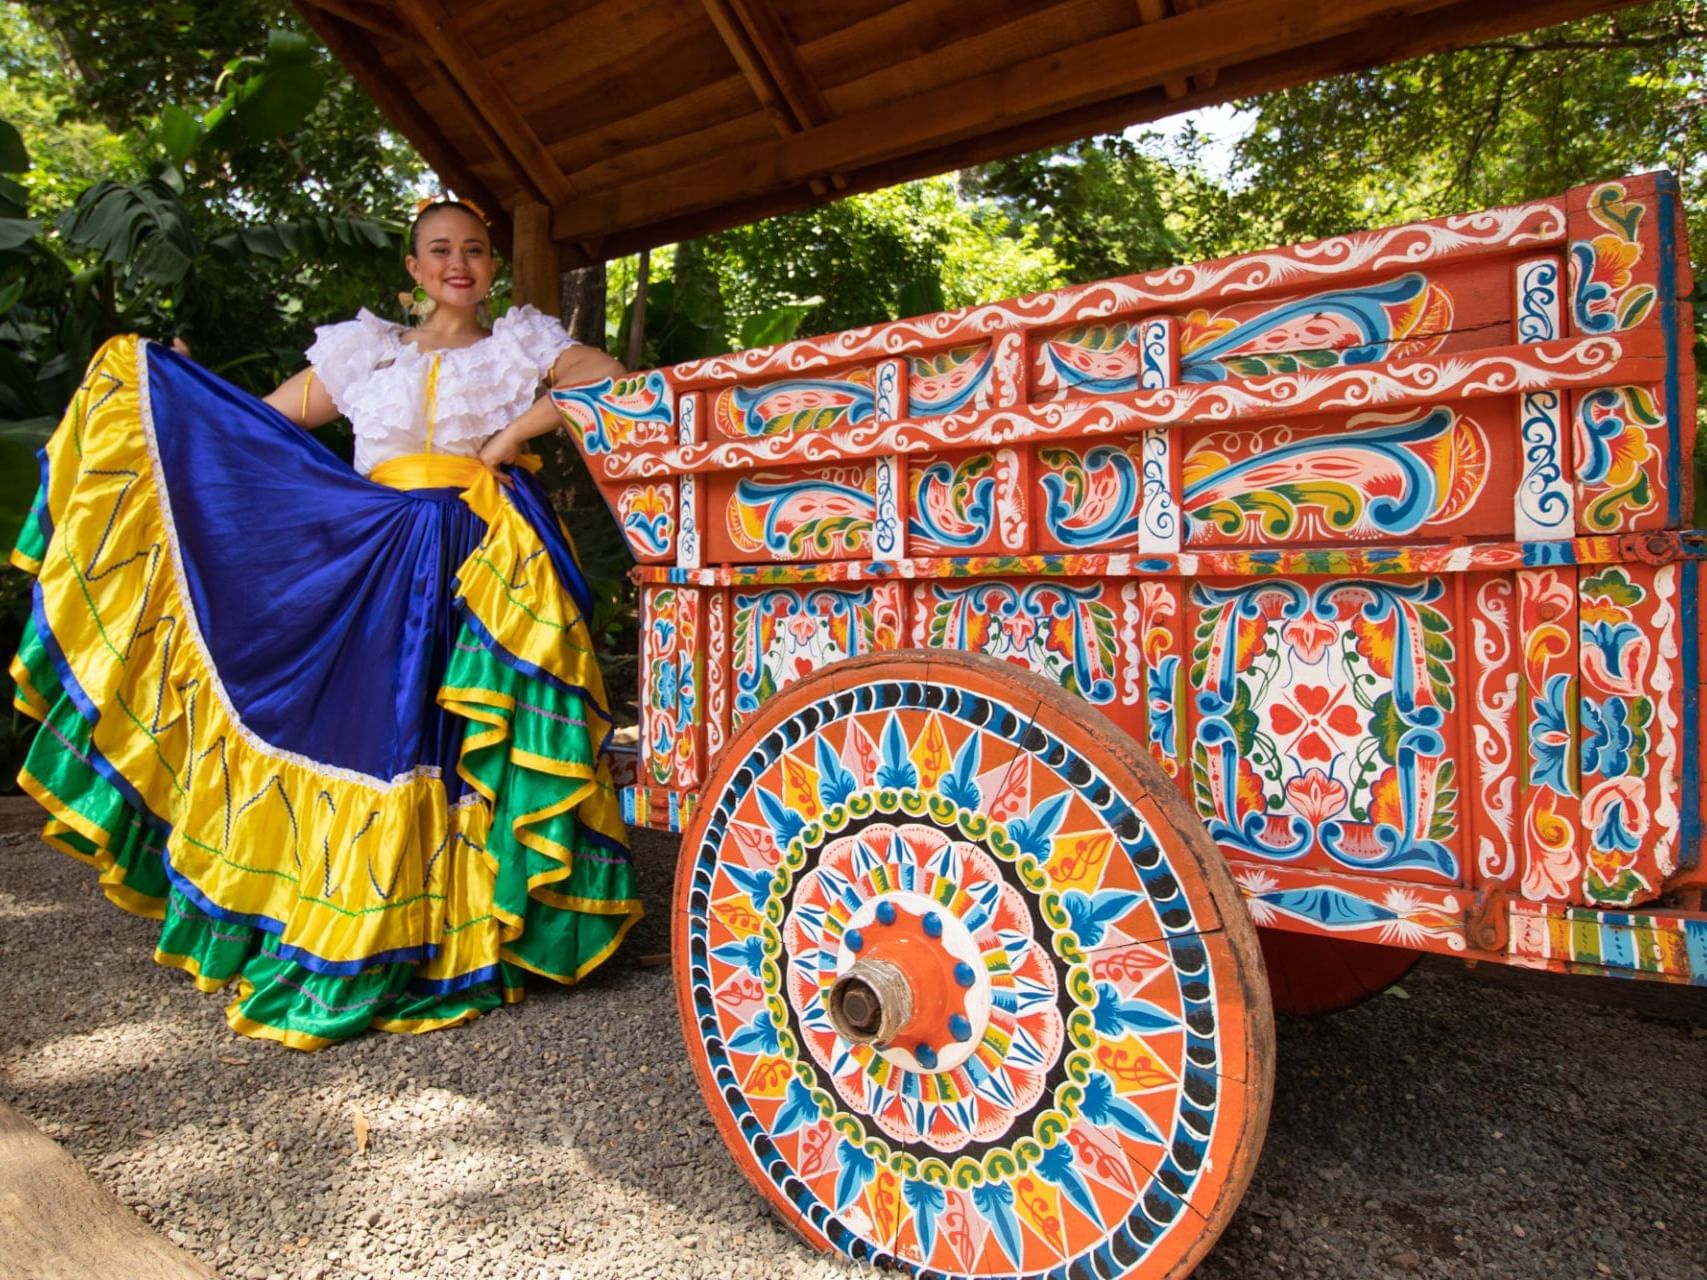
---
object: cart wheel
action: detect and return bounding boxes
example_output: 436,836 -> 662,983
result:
1258,931 -> 1420,1017
675,651 -> 1274,1280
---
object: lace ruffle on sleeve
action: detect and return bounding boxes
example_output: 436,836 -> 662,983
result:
492,304 -> 577,383
304,309 -> 395,420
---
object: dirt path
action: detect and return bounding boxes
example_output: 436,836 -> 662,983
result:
1,808 -> 1703,1280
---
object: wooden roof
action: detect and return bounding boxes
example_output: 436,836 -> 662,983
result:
296,0 -> 1640,265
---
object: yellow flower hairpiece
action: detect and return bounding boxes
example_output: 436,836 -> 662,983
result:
410,194 -> 490,226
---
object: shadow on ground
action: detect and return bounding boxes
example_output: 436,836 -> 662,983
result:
2,806 -> 1704,1280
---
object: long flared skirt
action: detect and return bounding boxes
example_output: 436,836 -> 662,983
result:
8,336 -> 641,1048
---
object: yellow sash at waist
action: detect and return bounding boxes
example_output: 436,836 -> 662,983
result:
368,452 -> 542,492
368,454 -> 488,491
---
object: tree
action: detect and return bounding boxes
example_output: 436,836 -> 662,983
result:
13,2 -> 427,387
967,133 -> 1227,284
1208,0 -> 1707,256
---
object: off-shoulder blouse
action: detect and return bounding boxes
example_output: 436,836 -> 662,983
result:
305,304 -> 575,476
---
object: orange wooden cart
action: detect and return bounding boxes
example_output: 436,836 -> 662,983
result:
547,171 -> 1700,1280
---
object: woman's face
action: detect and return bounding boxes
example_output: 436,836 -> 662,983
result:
406,206 -> 495,312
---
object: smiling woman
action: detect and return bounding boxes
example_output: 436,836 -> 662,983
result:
7,195 -> 641,1049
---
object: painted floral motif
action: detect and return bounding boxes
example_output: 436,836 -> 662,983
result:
1570,182 -> 1658,334
1578,566 -> 1665,905
1236,868 -> 1465,951
1183,407 -> 1489,543
1138,583 -> 1181,777
731,586 -> 901,723
1188,578 -> 1459,879
729,467 -> 875,559
920,581 -> 1119,704
909,453 -> 1002,553
686,675 -> 1237,1278
1518,569 -> 1580,903
552,370 -> 674,453
617,483 -> 675,560
1038,445 -> 1142,549
785,824 -> 1065,1149
909,344 -> 996,414
714,367 -> 877,437
644,587 -> 699,787
1178,273 -> 1454,381
1575,385 -> 1663,533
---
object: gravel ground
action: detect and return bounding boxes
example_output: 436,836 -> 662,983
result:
2,801 -> 1704,1280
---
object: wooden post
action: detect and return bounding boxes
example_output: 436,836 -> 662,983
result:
511,202 -> 560,318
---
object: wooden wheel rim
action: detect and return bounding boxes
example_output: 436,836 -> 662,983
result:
675,652 -> 1275,1279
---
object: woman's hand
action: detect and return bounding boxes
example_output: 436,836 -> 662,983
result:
478,426 -> 523,486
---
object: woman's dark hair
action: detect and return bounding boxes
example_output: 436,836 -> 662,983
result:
407,200 -> 491,255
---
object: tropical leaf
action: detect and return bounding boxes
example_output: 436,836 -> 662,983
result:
0,218 -> 41,252
0,120 -> 26,175
159,105 -> 202,164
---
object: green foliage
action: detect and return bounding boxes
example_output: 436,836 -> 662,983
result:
1211,2 -> 1707,251
969,134 -> 1224,284
612,176 -> 1063,364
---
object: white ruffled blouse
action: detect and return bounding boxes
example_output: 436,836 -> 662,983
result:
305,304 -> 576,476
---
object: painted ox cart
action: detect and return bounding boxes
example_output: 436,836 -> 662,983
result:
550,171 -> 1701,1280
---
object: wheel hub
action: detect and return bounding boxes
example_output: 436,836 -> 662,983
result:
828,890 -> 990,1073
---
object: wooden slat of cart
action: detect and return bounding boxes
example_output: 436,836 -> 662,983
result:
0,1101 -> 215,1280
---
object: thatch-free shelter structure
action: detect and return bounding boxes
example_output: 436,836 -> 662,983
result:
294,0 -> 1643,309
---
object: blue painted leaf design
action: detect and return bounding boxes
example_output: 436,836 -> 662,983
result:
816,734 -> 858,808
725,863 -> 775,912
772,1078 -> 818,1136
1062,888 -> 1142,948
902,1179 -> 945,1255
727,1009 -> 780,1056
971,1181 -> 1023,1266
709,936 -> 765,976
1080,1070 -> 1164,1144
835,1140 -> 875,1212
1092,981 -> 1180,1037
756,787 -> 805,846
939,732 -> 982,810
1037,1141 -> 1102,1227
1007,791 -> 1069,860
876,713 -> 919,789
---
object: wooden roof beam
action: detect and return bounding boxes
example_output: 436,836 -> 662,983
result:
1173,0 -> 1219,92
726,0 -> 834,130
293,4 -> 512,248
1135,0 -> 1190,99
296,0 -> 411,46
393,0 -> 578,209
556,0 -> 1471,242
699,0 -> 844,195
557,0 -> 1644,253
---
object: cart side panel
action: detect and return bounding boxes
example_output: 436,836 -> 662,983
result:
1566,173 -> 1686,534
640,584 -> 702,790
907,577 -> 1145,745
1179,572 -> 1471,891
728,583 -> 905,733
1575,560 -> 1688,907
906,447 -> 1030,556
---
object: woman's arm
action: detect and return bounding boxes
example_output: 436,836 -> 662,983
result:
477,343 -> 628,475
263,368 -> 341,429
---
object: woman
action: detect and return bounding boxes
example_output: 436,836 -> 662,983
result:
8,198 -> 642,1049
